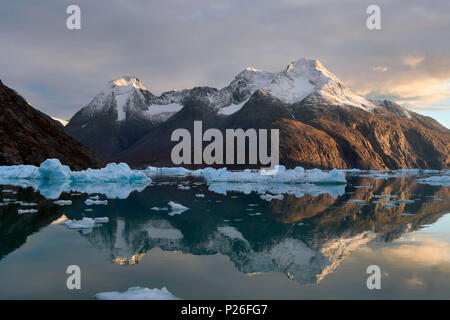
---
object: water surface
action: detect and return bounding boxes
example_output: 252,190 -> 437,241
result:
0,173 -> 449,299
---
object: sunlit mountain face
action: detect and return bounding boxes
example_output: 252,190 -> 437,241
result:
0,172 -> 449,299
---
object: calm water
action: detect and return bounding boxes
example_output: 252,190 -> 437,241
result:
0,173 -> 449,299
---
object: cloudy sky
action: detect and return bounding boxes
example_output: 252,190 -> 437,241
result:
1,0 -> 449,127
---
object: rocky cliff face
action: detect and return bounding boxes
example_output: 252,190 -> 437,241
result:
0,80 -> 105,170
65,59 -> 450,169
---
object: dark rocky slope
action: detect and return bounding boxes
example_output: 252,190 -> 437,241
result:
0,80 -> 105,170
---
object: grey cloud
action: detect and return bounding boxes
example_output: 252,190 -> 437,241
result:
0,0 -> 449,120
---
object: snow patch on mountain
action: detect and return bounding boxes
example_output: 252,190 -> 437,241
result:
264,59 -> 378,111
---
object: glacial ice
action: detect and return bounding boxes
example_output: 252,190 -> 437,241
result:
146,165 -> 346,184
18,209 -> 38,215
53,200 -> 72,206
0,159 -> 152,199
417,175 -> 450,186
95,286 -> 180,300
61,217 -> 109,229
167,201 -> 188,216
85,199 -> 108,206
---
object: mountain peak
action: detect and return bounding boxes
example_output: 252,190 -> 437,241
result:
264,58 -> 376,111
109,76 -> 146,91
244,67 -> 263,72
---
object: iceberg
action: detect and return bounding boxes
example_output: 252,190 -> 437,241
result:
167,201 -> 188,216
18,209 -> 38,215
61,217 -> 109,229
146,165 -> 346,184
0,159 -> 152,199
145,167 -> 192,177
193,166 -> 346,184
417,175 -> 450,187
94,286 -> 180,300
53,200 -> 72,206
85,199 -> 108,206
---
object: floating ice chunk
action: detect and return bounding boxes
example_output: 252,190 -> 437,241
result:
53,200 -> 72,206
177,185 -> 190,190
94,286 -> 179,300
18,209 -> 38,214
347,199 -> 366,204
395,199 -> 415,204
37,159 -> 71,180
89,195 -> 100,200
195,194 -> 205,198
145,167 -> 192,177
417,175 -> 450,186
0,159 -> 152,199
384,202 -> 397,208
194,165 -> 346,184
260,194 -> 284,201
1,189 -> 16,194
62,217 -> 95,229
15,201 -> 38,206
71,162 -> 150,183
61,217 -> 109,229
85,199 -> 108,206
167,201 -> 188,216
145,165 -> 346,184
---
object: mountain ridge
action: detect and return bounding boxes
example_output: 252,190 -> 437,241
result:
64,59 -> 450,169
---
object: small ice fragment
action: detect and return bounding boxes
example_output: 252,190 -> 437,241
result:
54,200 -> 72,206
18,209 -> 38,214
167,201 -> 188,216
260,194 -> 284,201
94,217 -> 109,223
85,199 -> 108,206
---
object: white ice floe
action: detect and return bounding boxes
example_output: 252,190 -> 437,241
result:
18,209 -> 38,214
1,189 -> 16,194
347,199 -> 366,205
0,159 -> 152,199
417,175 -> 450,187
167,201 -> 188,216
194,166 -> 346,184
145,167 -> 192,177
61,217 -> 109,229
85,199 -> 108,206
15,201 -> 37,206
260,194 -> 284,201
53,200 -> 72,206
95,286 -> 180,300
146,165 -> 346,184
195,194 -> 205,198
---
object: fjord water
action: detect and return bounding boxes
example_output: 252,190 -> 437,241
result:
0,174 -> 449,299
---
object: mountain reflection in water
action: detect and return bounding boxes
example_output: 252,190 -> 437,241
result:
1,173 -> 449,289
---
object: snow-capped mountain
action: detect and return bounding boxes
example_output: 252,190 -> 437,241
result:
65,58 -> 449,168
74,76 -> 183,124
264,59 -> 377,111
